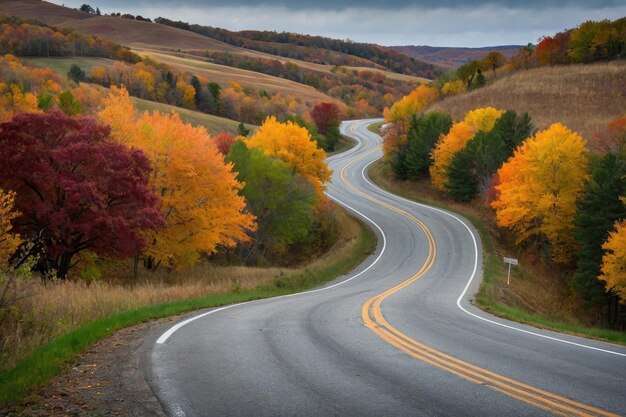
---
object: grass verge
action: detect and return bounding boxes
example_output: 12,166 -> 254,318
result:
368,159 -> 626,346
328,134 -> 357,157
367,121 -> 383,135
0,208 -> 376,407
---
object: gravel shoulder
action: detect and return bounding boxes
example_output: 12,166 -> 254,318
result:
1,313 -> 195,417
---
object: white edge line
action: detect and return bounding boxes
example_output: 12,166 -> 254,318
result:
156,136 -> 388,345
357,124 -> 626,358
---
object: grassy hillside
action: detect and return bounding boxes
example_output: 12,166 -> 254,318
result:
131,97 -> 250,135
0,0 -> 427,83
428,62 -> 626,141
24,57 -> 252,134
137,50 -> 337,104
1,0 -> 426,116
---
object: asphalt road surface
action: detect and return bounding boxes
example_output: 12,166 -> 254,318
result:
144,119 -> 626,417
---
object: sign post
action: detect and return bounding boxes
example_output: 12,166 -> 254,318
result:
503,257 -> 519,285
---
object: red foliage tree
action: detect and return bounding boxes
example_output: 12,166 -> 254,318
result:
535,32 -> 569,66
0,111 -> 165,278
213,132 -> 237,156
311,102 -> 339,135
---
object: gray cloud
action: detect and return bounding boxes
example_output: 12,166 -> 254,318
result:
52,1 -> 626,47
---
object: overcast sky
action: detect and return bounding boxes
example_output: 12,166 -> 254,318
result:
52,0 -> 625,47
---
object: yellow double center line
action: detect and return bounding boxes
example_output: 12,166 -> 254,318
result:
338,134 -> 618,417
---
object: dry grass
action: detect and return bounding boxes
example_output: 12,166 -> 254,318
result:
429,62 -> 626,141
0,207 -> 367,371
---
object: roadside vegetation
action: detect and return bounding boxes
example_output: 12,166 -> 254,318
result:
0,5 -> 624,408
0,20 -> 375,407
374,18 -> 626,337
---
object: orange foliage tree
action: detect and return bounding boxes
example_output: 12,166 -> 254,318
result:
0,189 -> 21,269
99,87 -> 256,270
492,123 -> 589,264
246,116 -> 332,199
430,107 -> 503,189
600,220 -> 626,302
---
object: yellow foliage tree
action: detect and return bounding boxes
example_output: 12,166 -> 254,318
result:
0,189 -> 22,269
99,85 -> 138,144
384,84 -> 439,133
0,83 -> 39,122
600,220 -> 626,302
463,107 -> 502,132
246,116 -> 332,199
441,80 -> 466,96
492,123 -> 589,264
429,121 -> 476,189
429,107 -> 503,190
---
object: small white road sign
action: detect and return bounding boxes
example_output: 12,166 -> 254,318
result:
503,257 -> 519,284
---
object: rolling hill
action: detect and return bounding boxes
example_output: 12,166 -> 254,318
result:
393,45 -> 522,70
427,61 -> 626,142
0,0 -> 430,116
0,0 -> 429,81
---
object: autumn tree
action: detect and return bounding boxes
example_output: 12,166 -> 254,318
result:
481,51 -> 506,76
430,107 -> 502,189
0,111 -> 164,278
0,189 -> 22,270
492,123 -> 589,264
446,110 -> 533,201
227,141 -> 316,263
456,60 -> 481,89
133,112 -> 255,270
535,33 -> 570,66
213,132 -> 237,156
573,153 -> 626,304
246,116 -> 331,199
599,221 -> 626,303
430,121 -> 475,189
58,91 -> 84,116
384,85 -> 439,134
590,116 -> 626,156
312,102 -> 341,151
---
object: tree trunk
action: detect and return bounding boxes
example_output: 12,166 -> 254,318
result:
133,251 -> 139,281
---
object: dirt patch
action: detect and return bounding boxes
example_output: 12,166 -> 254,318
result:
1,318 -> 178,417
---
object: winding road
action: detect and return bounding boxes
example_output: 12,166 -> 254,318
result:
144,119 -> 626,417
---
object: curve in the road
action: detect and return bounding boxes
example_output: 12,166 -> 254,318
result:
148,119 -> 626,417
332,124 -> 621,416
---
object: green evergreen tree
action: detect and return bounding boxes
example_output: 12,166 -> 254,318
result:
405,112 -> 452,179
490,110 -> 533,153
68,64 -> 85,83
208,82 -> 222,114
391,146 -> 409,180
237,122 -> 250,137
573,153 -> 626,304
445,149 -> 478,201
471,110 -> 533,193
